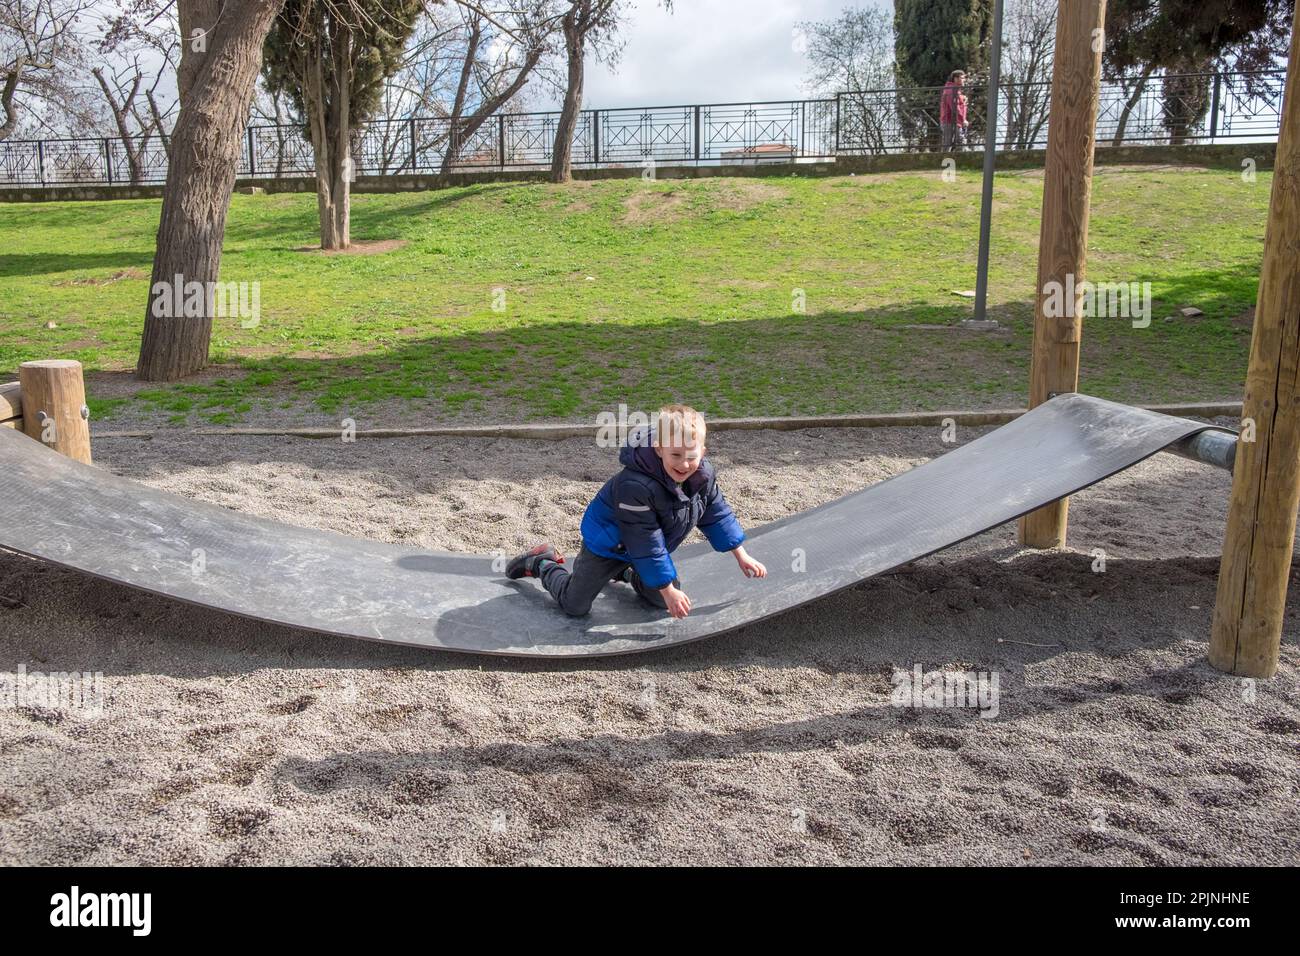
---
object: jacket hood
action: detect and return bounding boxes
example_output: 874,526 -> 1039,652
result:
620,426 -> 711,496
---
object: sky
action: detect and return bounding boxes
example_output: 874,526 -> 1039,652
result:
569,0 -> 880,109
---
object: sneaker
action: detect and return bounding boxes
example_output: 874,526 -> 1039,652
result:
505,543 -> 565,579
610,566 -> 632,584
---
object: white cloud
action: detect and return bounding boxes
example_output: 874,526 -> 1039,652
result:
569,0 -> 883,108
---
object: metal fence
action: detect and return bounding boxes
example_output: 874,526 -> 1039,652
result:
836,69 -> 1286,154
0,69 -> 1283,188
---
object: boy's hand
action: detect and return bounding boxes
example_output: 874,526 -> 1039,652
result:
733,546 -> 767,579
660,583 -> 692,619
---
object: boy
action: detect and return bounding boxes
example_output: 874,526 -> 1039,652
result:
505,404 -> 766,619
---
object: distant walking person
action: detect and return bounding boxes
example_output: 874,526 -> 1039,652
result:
940,70 -> 969,151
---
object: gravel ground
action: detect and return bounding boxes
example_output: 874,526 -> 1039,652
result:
0,419 -> 1296,865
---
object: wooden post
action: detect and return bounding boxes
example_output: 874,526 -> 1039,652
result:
1018,0 -> 1107,548
18,360 -> 92,464
1210,6 -> 1300,679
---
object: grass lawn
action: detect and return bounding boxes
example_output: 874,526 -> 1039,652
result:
0,166 -> 1269,426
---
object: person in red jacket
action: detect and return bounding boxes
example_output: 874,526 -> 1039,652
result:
939,70 -> 968,151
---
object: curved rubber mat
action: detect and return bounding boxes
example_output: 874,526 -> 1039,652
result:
0,394 -> 1224,657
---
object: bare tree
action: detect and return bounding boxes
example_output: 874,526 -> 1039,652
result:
549,0 -> 637,183
1000,0 -> 1054,149
0,0 -> 96,140
439,0 -> 552,173
798,6 -> 894,155
249,64 -> 302,176
1108,63 -> 1156,146
93,2 -> 180,175
365,11 -> 460,171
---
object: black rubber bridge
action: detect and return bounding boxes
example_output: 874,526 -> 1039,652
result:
0,394 -> 1230,657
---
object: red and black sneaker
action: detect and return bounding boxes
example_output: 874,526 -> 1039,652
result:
505,543 -> 565,579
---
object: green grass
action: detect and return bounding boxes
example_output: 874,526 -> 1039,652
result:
0,167 -> 1270,424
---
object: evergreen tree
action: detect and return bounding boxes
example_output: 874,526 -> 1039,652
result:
893,0 -> 993,149
263,0 -> 423,249
1104,0 -> 1293,144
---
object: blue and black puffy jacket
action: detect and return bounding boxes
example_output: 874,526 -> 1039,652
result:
579,428 -> 746,589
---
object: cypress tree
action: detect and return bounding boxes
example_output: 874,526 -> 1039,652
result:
263,0 -> 423,249
893,0 -> 993,149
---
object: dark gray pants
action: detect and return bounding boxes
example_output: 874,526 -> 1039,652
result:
539,545 -> 678,616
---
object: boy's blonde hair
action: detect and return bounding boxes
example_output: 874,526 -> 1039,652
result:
653,404 -> 706,448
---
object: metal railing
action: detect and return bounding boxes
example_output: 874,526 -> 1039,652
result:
0,69 -> 1283,188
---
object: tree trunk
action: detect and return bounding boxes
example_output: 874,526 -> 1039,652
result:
147,90 -> 172,159
305,16 -> 351,250
1162,65 -> 1212,146
1111,65 -> 1155,147
136,0 -> 283,382
440,18 -> 481,174
1,62 -> 23,141
441,45 -> 543,174
550,11 -> 584,184
93,68 -> 147,183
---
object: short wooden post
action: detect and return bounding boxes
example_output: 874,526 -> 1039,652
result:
1018,0 -> 1107,549
1210,5 -> 1300,679
18,359 -> 92,464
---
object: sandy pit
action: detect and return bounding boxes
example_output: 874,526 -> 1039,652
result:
0,420 -> 1297,865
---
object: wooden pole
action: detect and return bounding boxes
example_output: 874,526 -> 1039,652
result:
18,360 -> 92,464
1018,0 -> 1107,549
1210,7 -> 1300,679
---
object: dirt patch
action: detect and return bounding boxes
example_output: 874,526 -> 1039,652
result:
294,239 -> 408,256
829,171 -> 922,186
622,188 -> 688,225
85,366 -> 249,402
620,180 -> 783,225
1094,164 -> 1213,175
53,268 -> 148,287
708,179 -> 784,211
1231,307 -> 1256,330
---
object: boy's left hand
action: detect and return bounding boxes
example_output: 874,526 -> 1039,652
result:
733,546 -> 767,579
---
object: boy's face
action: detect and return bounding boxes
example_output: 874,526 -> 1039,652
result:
655,436 -> 705,483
